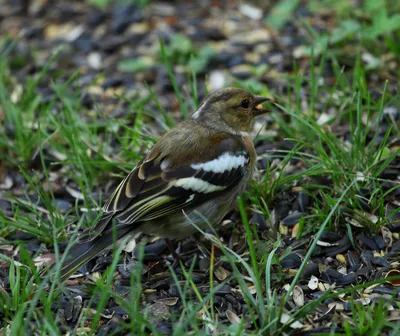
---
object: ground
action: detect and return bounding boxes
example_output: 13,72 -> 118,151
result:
0,0 -> 400,335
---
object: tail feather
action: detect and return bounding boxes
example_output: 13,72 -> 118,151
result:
78,212 -> 115,243
57,225 -> 132,283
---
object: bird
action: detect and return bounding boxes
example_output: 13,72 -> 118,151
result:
57,87 -> 270,282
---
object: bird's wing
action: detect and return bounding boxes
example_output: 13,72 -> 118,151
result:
82,130 -> 250,240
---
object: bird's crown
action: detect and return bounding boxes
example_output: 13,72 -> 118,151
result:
192,87 -> 269,134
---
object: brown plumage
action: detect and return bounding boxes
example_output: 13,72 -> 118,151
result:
57,87 -> 270,282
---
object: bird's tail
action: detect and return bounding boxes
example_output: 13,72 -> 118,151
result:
56,225 -> 132,283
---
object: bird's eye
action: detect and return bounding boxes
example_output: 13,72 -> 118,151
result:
241,99 -> 250,108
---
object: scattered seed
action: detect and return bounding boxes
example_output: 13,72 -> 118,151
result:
293,286 -> 305,307
308,276 -> 319,290
226,309 -> 241,324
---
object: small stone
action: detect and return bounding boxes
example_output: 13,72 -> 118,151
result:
52,199 -> 72,213
87,52 -> 102,70
239,3 -> 263,20
88,11 -> 106,26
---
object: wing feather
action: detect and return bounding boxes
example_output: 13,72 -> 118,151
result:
84,130 -> 250,240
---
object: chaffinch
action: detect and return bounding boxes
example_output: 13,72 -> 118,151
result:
59,87 -> 269,281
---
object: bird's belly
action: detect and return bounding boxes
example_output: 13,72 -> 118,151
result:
139,181 -> 247,240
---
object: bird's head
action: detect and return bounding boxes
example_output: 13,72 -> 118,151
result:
192,87 -> 270,134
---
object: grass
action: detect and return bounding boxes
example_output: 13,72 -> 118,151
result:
1,1 -> 400,335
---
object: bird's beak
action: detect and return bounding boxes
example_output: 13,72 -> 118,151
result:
252,96 -> 270,117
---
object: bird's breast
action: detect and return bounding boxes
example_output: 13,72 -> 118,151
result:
241,135 -> 256,178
